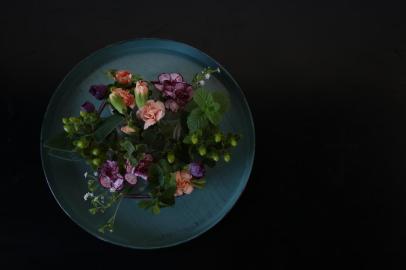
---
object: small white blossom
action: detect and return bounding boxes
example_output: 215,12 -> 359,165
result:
109,188 -> 116,193
93,171 -> 98,177
84,172 -> 88,178
205,73 -> 210,80
83,192 -> 94,201
199,80 -> 205,86
216,67 -> 221,73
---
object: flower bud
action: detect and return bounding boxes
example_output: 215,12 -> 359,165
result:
92,158 -> 102,167
211,152 -> 220,162
81,101 -> 95,113
230,137 -> 238,147
76,138 -> 89,149
167,152 -> 175,164
91,148 -> 101,156
198,145 -> 207,156
223,153 -> 231,162
62,118 -> 69,124
63,125 -> 73,133
120,125 -> 136,135
89,85 -> 108,100
115,70 -> 132,85
109,92 -> 126,114
134,80 -> 149,108
214,132 -> 222,143
191,134 -> 199,145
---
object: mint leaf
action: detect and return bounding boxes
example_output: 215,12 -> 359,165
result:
212,91 -> 230,114
187,108 -> 208,132
206,109 -> 222,125
193,88 -> 214,109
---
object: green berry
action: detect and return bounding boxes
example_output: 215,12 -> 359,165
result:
167,152 -> 175,164
214,133 -> 222,143
76,138 -> 89,149
91,148 -> 101,156
223,153 -> 231,162
92,158 -> 102,167
191,134 -> 199,145
80,111 -> 87,117
211,152 -> 220,162
62,118 -> 69,124
198,145 -> 207,156
63,125 -> 73,133
230,137 -> 238,147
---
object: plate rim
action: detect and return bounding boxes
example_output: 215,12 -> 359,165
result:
40,38 -> 256,249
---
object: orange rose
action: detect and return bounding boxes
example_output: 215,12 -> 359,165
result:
175,170 -> 194,196
115,70 -> 132,85
112,88 -> 135,109
136,100 -> 165,129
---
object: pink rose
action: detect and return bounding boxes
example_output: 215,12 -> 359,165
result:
115,70 -> 132,85
136,100 -> 165,129
175,170 -> 194,196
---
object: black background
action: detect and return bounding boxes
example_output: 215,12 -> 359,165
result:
3,0 -> 406,268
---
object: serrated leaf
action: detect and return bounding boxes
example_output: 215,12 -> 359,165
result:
193,88 -> 214,109
212,91 -> 230,114
94,114 -> 125,142
206,109 -> 222,125
187,108 -> 208,132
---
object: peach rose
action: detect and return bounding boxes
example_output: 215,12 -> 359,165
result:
115,70 -> 132,85
175,170 -> 194,196
135,80 -> 149,96
136,100 -> 165,129
112,88 -> 135,109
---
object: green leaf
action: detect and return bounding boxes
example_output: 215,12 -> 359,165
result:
212,91 -> 230,114
120,140 -> 135,155
109,93 -> 126,114
160,186 -> 176,205
138,199 -> 154,209
94,114 -> 125,142
187,108 -> 208,132
192,179 -> 206,189
43,132 -> 74,152
193,88 -> 213,109
206,109 -> 222,125
151,204 -> 161,214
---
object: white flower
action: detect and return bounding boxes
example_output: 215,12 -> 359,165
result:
199,80 -> 205,86
205,73 -> 210,80
93,171 -> 98,177
109,188 -> 116,193
83,192 -> 94,201
216,67 -> 220,73
84,172 -> 88,178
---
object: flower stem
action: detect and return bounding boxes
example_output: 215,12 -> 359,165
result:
98,100 -> 107,114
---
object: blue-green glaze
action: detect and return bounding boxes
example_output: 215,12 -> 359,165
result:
40,39 -> 255,249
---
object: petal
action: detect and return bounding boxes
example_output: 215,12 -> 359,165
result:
153,83 -> 164,91
125,174 -> 138,185
184,185 -> 194,194
99,176 -> 112,189
170,73 -> 184,82
158,73 -> 171,83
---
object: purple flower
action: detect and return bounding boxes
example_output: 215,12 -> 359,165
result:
89,85 -> 108,100
189,162 -> 205,179
98,160 -> 124,192
152,73 -> 193,112
81,101 -> 95,112
124,160 -> 138,185
134,154 -> 153,180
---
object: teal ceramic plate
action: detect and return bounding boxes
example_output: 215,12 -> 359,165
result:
40,39 -> 255,249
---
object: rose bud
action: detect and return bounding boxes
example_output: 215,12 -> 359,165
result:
115,70 -> 132,85
89,85 -> 108,100
134,80 -> 149,108
120,125 -> 136,135
81,101 -> 95,113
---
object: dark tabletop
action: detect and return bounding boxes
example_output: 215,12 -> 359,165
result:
2,0 -> 406,268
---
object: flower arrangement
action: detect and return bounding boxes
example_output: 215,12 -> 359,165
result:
44,67 -> 240,233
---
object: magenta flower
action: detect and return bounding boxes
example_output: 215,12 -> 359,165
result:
189,162 -> 205,179
134,154 -> 153,180
89,85 -> 108,100
152,73 -> 193,112
124,160 -> 138,185
81,101 -> 95,112
98,160 -> 124,191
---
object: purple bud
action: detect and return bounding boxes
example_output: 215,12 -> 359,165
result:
81,101 -> 95,112
189,162 -> 205,179
89,85 -> 108,100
